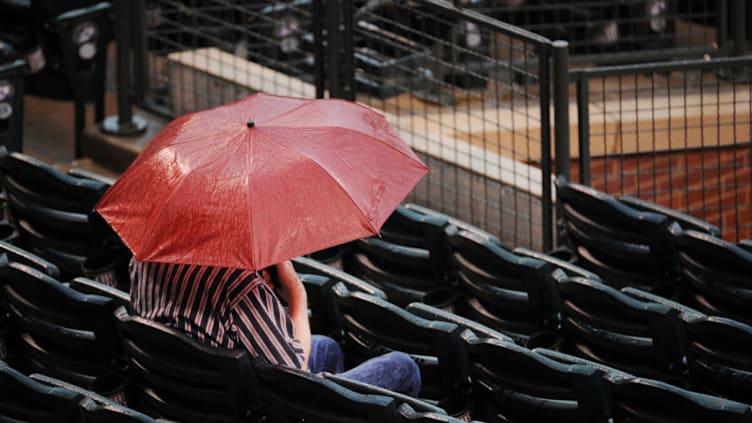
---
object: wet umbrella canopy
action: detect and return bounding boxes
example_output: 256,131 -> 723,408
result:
96,93 -> 428,270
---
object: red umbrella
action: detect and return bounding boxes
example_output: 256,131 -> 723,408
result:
95,93 -> 428,270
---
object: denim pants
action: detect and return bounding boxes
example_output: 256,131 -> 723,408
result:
308,335 -> 421,397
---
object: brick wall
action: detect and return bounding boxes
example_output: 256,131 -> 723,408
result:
572,145 -> 752,242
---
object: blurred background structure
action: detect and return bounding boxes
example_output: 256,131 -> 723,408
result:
3,0 -> 751,250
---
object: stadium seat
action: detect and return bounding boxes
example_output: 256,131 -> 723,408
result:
254,358 -> 406,423
605,374 -> 752,423
739,239 -> 752,253
463,336 -> 611,423
405,302 -> 514,342
555,176 -> 677,295
325,373 -> 480,422
404,203 -> 500,242
0,359 -> 81,422
114,306 -> 263,423
447,226 -> 559,345
1,260 -> 125,394
512,246 -> 602,282
0,149 -> 130,285
554,276 -> 686,379
536,347 -> 752,422
343,205 -> 453,306
68,276 -> 130,309
683,315 -> 752,403
621,286 -> 706,320
329,281 -> 470,402
618,194 -> 722,237
31,373 -> 160,423
671,227 -> 752,325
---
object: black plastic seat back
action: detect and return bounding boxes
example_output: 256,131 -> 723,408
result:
0,359 -> 81,422
343,205 -> 453,306
607,375 -> 752,423
448,227 -> 558,343
672,228 -> 752,325
114,307 -> 260,423
30,373 -> 159,423
555,176 -> 675,292
555,276 -> 684,378
0,260 -> 121,388
254,358 -> 402,423
404,202 -> 499,241
331,282 -> 469,400
406,302 -> 514,342
464,337 -> 610,423
683,316 -> 752,403
619,195 -> 722,237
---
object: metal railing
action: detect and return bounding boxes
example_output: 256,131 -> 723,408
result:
573,56 -> 752,242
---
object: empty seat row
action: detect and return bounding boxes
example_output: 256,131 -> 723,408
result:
0,359 -> 164,423
299,267 -> 752,422
556,175 -> 752,326
0,148 -> 131,289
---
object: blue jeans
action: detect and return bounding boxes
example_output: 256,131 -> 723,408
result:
308,335 -> 421,397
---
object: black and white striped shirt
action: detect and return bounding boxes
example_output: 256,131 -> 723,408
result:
129,259 -> 305,368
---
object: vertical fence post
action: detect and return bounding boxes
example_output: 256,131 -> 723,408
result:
130,0 -> 148,104
312,0 -> 326,98
553,40 -> 570,181
575,72 -> 590,185
731,0 -> 747,56
101,0 -> 146,136
325,0 -> 342,99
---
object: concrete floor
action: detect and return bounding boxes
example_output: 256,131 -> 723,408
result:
22,91 -> 165,179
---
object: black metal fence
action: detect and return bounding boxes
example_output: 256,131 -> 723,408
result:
133,0 -> 564,251
129,0 -> 751,250
572,56 -> 752,242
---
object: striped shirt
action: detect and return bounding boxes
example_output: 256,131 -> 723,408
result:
129,259 -> 305,368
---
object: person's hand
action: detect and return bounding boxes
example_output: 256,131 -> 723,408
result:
272,260 -> 307,309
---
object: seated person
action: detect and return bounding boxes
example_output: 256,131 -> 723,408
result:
129,258 -> 421,397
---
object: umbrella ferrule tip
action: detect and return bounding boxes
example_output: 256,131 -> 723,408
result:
247,120 -> 255,128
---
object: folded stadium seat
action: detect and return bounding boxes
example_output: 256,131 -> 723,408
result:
328,281 -> 471,404
463,336 -> 611,423
618,195 -> 722,237
404,203 -> 500,242
68,276 -> 130,309
604,373 -> 752,423
620,286 -> 707,321
446,226 -> 560,347
554,276 -> 687,381
324,373 -> 483,422
0,149 -> 131,287
0,260 -> 128,400
0,58 -> 27,153
739,239 -> 752,253
253,358 -> 408,423
30,373 -> 161,423
0,240 -> 59,361
682,315 -> 752,404
670,227 -> 752,326
535,347 -> 752,423
0,359 -> 81,422
512,246 -> 603,282
114,306 -> 264,423
0,0 -> 112,157
555,176 -> 678,296
405,302 -> 514,343
294,256 -> 388,336
342,205 -> 454,307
